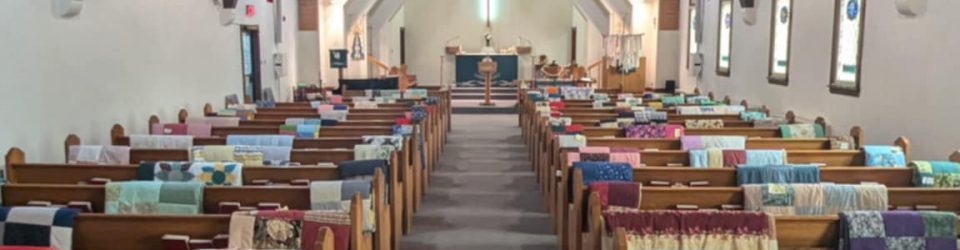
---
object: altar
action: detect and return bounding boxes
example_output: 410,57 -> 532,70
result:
454,53 -> 518,87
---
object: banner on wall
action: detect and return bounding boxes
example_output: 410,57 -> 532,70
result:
329,49 -> 348,69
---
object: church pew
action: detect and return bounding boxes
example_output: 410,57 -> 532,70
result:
606,214 -> 960,250
550,137 -> 908,249
5,148 -> 403,248
571,169 -> 960,250
59,199 -> 363,250
3,170 -> 386,250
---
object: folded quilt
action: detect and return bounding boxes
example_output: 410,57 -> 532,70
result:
779,123 -> 826,138
740,111 -> 768,122
310,180 -> 375,231
736,165 -> 821,185
228,210 -> 352,250
838,211 -> 957,250
661,95 -> 685,105
354,144 -> 394,160
560,86 -> 594,100
691,149 -> 788,168
864,145 -> 907,167
362,135 -> 404,151
151,123 -> 212,137
338,160 -> 389,182
0,207 -> 78,250
633,111 -> 668,123
684,119 -> 724,129
570,161 -> 633,188
392,125 -> 413,135
186,116 -> 240,128
319,110 -> 349,122
558,134 -> 587,149
587,181 -> 641,211
296,124 -> 321,138
592,93 -> 610,102
137,161 -> 243,186
68,145 -> 130,165
129,135 -> 193,149
743,183 -> 887,215
404,88 -> 428,99
830,136 -> 857,150
567,150 -> 641,168
910,161 -> 960,187
284,118 -> 325,126
603,210 -> 778,250
353,101 -> 379,109
226,135 -> 294,147
190,145 -> 237,162
681,136 -> 746,150
678,105 -> 745,115
233,146 -> 265,166
624,124 -> 684,139
105,181 -> 203,215
753,118 -> 787,128
279,124 -> 297,136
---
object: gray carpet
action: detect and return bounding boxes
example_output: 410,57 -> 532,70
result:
401,115 -> 557,250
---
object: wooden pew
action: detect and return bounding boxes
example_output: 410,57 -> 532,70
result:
3,176 -> 384,250
608,217 -> 960,250
575,169 -> 960,250
4,148 -> 398,249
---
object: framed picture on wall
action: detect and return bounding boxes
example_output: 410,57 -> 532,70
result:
716,0 -> 733,76
829,0 -> 866,96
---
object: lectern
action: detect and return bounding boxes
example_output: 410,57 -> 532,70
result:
478,57 -> 498,106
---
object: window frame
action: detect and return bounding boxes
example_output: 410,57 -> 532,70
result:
686,3 -> 697,69
715,0 -> 733,77
829,0 -> 867,97
767,0 -> 794,85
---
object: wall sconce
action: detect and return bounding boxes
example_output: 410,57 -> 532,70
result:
895,0 -> 926,18
52,0 -> 83,18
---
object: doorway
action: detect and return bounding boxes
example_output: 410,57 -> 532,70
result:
241,26 -> 262,102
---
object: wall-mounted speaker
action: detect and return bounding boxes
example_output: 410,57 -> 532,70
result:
52,0 -> 83,18
895,0 -> 927,17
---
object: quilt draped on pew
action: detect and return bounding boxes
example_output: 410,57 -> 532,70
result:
338,160 -> 389,183
354,144 -> 394,161
137,161 -> 243,186
588,181 -> 642,212
779,123 -> 825,139
736,165 -> 821,185
603,210 -> 778,250
740,111 -> 768,122
910,161 -> 960,187
838,211 -> 957,250
0,207 -> 77,250
681,136 -> 746,150
567,147 -> 642,169
310,180 -> 375,231
684,119 -> 724,129
743,183 -> 887,215
863,145 -> 907,167
624,124 -> 685,139
689,149 -> 786,168
226,135 -> 295,147
569,162 -> 633,200
67,145 -> 130,165
186,117 -> 240,128
229,210 -> 352,250
105,181 -> 203,215
129,135 -> 193,149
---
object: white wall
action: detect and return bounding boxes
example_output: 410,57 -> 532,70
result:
690,0 -> 960,159
234,0 -> 299,101
405,0 -> 574,85
0,0 -> 242,163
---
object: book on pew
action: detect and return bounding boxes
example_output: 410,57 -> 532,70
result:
188,239 -> 214,249
161,234 -> 191,250
258,203 -> 282,211
88,177 -> 111,185
290,179 -> 311,186
67,201 -> 93,213
915,205 -> 939,211
27,201 -> 53,207
649,181 -> 672,186
212,234 -> 229,248
721,204 -> 743,211
675,204 -> 699,210
251,179 -> 272,186
688,181 -> 710,187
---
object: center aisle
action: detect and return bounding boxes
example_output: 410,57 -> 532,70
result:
401,114 -> 557,250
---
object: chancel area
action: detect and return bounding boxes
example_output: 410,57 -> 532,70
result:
2,0 -> 960,249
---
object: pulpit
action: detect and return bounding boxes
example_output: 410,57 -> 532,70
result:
478,57 -> 498,106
